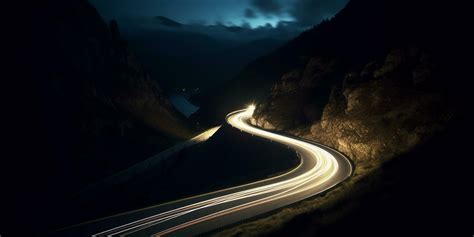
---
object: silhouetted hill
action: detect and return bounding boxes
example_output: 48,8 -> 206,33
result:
207,24 -> 248,33
154,16 -> 182,27
4,0 -> 195,235
126,28 -> 232,90
225,25 -> 245,33
126,28 -> 283,90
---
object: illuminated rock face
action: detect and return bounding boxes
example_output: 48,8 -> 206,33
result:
249,57 -> 336,131
199,0 -> 460,168
253,47 -> 452,166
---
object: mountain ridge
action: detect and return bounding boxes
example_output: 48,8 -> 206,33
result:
190,0 -> 456,125
154,16 -> 183,27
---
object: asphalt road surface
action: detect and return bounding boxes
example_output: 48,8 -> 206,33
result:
55,106 -> 352,237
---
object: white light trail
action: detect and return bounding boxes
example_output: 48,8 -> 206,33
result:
92,107 -> 352,237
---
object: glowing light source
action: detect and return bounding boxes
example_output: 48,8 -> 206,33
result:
248,104 -> 256,111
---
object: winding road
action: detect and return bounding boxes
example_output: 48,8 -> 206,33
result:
58,107 -> 352,237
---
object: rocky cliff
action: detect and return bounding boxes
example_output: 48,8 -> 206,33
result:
251,48 -> 453,171
201,0 -> 463,172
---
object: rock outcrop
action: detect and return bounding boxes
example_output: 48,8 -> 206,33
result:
248,0 -> 461,173
255,50 -> 454,172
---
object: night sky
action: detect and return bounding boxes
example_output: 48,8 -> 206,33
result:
90,0 -> 348,29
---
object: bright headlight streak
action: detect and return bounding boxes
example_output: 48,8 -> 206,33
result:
93,108 -> 351,237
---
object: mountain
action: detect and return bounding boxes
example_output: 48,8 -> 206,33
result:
208,24 -> 247,33
191,0 -> 463,125
251,0 -> 465,159
4,0 -> 195,235
125,27 -> 283,91
194,0 -> 471,235
154,16 -> 182,27
224,25 -> 245,33
113,14 -> 296,92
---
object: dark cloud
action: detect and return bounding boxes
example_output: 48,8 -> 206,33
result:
244,8 -> 257,18
121,16 -> 300,42
290,0 -> 348,27
250,0 -> 282,15
100,0 -> 349,43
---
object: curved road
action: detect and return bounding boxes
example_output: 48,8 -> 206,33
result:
58,107 -> 352,237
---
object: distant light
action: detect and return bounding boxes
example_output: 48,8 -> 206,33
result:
248,104 -> 256,111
